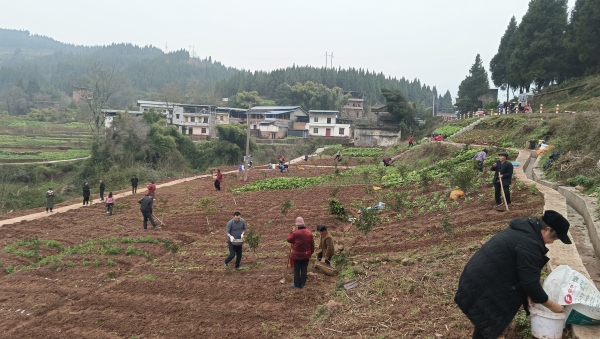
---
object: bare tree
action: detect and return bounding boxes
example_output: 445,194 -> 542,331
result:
76,63 -> 122,136
161,83 -> 184,125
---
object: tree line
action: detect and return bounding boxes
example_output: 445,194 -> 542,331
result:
490,0 -> 599,94
456,0 -> 599,113
215,65 -> 454,115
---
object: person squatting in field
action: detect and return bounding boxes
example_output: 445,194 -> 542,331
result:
224,211 -> 246,269
316,225 -> 335,265
492,152 -> 513,207
287,217 -> 314,288
138,193 -> 157,229
455,210 -> 570,338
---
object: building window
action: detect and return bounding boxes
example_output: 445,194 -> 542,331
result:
313,117 -> 318,122
327,117 -> 332,124
203,117 -> 208,123
313,128 -> 318,134
176,114 -> 180,119
339,128 -> 345,135
356,111 -> 359,117
201,128 -> 207,134
185,117 -> 189,122
191,117 -> 195,122
219,115 -> 224,121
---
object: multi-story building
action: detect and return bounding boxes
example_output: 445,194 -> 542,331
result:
247,106 -> 308,139
306,110 -> 351,138
172,104 -> 217,139
341,91 -> 364,119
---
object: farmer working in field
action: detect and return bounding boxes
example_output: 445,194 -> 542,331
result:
224,211 -> 246,270
492,152 -> 513,207
138,193 -> 157,229
455,210 -> 570,338
334,150 -> 341,161
473,149 -> 487,172
287,217 -> 314,288
316,225 -> 334,265
147,181 -> 156,196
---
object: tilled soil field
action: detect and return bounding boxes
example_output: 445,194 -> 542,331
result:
0,164 -> 544,338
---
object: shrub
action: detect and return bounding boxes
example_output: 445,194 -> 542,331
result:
327,198 -> 348,220
280,199 -> 295,215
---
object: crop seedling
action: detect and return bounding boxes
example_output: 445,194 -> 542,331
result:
280,199 -> 295,215
94,259 -> 101,267
107,258 -> 115,266
330,186 -> 340,198
441,212 -> 454,235
529,184 -> 538,195
354,204 -> 381,245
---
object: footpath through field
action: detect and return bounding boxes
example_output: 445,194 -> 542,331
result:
0,149 -> 326,227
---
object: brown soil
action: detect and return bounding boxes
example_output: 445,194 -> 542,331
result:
0,164 -> 545,338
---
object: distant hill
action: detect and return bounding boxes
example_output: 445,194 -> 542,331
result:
0,28 -> 239,112
0,28 -> 450,116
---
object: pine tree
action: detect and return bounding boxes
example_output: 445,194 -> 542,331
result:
571,0 -> 600,72
456,54 -> 490,113
490,16 -> 518,91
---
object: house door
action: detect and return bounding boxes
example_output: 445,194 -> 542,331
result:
188,127 -> 193,135
271,132 -> 276,139
326,128 -> 331,136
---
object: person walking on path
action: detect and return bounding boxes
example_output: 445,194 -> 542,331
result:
82,181 -> 91,206
45,188 -> 55,212
131,175 -> 138,194
147,181 -> 156,196
99,180 -> 105,202
214,169 -> 223,191
224,211 -> 246,269
473,149 -> 488,172
105,192 -> 115,216
455,210 -> 570,338
316,225 -> 334,265
287,216 -> 315,289
138,193 -> 157,229
408,136 -> 414,147
492,152 -> 513,207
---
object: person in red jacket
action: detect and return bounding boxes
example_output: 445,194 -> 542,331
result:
287,216 -> 314,289
147,181 -> 156,196
214,169 -> 223,191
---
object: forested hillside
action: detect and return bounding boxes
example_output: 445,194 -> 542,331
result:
215,66 -> 454,113
0,29 -> 239,114
0,28 -> 451,116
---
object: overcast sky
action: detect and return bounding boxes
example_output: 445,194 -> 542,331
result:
0,0 -> 577,99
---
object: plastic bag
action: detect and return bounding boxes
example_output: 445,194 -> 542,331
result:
543,265 -> 600,326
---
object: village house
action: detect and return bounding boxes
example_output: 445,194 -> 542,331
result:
341,91 -> 364,119
247,106 -> 308,139
171,104 -> 217,139
354,105 -> 401,146
306,110 -> 351,138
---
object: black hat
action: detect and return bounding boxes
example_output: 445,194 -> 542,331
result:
483,149 -> 488,154
498,152 -> 509,157
542,210 -> 571,244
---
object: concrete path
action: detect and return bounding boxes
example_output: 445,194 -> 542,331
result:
0,149 -> 327,227
0,156 -> 90,166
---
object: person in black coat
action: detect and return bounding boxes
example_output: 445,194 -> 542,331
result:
492,152 -> 513,206
455,210 -> 570,338
82,181 -> 91,205
99,180 -> 105,202
138,193 -> 157,229
131,175 -> 138,194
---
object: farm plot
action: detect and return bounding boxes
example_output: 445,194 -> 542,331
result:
0,162 -> 544,338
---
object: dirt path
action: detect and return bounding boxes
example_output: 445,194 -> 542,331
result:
0,156 -> 90,166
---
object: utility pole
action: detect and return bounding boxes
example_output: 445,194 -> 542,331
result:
432,94 -> 435,117
330,53 -> 334,69
325,51 -> 328,68
244,103 -> 252,181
